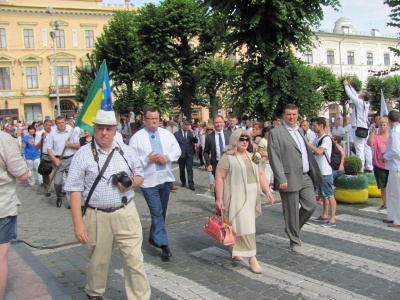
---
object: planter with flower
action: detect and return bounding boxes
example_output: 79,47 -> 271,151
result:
334,156 -> 369,203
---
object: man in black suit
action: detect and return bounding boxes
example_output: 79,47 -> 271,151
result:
174,121 -> 198,190
203,115 -> 232,177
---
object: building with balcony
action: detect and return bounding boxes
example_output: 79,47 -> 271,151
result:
0,0 -> 132,124
297,16 -> 400,125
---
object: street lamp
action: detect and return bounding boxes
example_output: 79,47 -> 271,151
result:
46,7 -> 61,117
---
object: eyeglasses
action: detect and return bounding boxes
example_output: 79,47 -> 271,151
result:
239,137 -> 250,142
146,117 -> 159,121
206,129 -> 213,131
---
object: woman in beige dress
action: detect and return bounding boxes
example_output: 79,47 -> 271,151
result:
215,129 -> 274,274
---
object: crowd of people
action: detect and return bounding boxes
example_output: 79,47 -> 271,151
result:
1,95 -> 400,299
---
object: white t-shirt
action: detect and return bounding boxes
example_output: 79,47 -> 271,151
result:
312,134 -> 332,175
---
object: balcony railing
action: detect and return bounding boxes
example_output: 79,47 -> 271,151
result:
49,85 -> 77,96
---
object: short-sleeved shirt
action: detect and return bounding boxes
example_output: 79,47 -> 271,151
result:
371,135 -> 387,169
64,140 -> 144,208
47,125 -> 79,156
218,154 -> 256,184
0,131 -> 27,218
312,134 -> 332,175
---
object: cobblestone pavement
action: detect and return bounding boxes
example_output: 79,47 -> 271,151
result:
5,159 -> 400,300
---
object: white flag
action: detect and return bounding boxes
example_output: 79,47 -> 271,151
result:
380,89 -> 389,117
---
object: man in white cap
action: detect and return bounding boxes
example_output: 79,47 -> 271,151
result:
64,109 -> 150,300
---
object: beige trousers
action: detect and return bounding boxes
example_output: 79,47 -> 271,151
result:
84,201 -> 150,300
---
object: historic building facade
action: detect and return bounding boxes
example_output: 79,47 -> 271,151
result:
297,17 -> 400,124
0,0 -> 132,124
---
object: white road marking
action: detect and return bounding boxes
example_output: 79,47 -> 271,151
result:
115,263 -> 230,300
257,233 -> 400,284
303,223 -> 400,251
335,214 -> 398,231
192,247 -> 373,300
359,206 -> 387,214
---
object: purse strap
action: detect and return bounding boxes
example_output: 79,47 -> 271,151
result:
82,146 -> 116,216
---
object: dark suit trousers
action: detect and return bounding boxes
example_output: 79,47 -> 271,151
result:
178,155 -> 194,186
280,174 -> 316,246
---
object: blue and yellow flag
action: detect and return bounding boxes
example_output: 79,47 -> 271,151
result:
75,60 -> 113,134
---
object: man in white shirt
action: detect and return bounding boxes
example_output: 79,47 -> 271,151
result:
35,120 -> 53,196
382,110 -> 400,228
344,79 -> 372,171
300,120 -> 316,143
129,107 -> 181,259
47,116 -> 80,208
331,120 -> 346,135
307,117 -> 337,228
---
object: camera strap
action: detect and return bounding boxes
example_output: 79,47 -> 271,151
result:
82,140 -> 116,216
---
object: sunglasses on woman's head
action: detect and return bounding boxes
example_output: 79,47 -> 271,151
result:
239,137 -> 249,142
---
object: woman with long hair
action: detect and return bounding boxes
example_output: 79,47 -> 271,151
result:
215,129 -> 274,274
367,117 -> 390,211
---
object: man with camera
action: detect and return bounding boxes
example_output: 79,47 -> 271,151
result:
129,107 -> 181,260
64,110 -> 150,300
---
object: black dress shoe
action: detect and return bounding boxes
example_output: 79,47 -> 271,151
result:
189,186 -> 195,191
181,183 -> 186,187
86,293 -> 103,300
161,246 -> 172,259
149,238 -> 160,248
56,198 -> 62,208
45,192 -> 51,197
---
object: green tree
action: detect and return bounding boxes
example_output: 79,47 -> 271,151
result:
75,65 -> 95,103
136,0 -> 227,118
205,0 -> 340,117
196,56 -> 237,117
338,75 -> 362,125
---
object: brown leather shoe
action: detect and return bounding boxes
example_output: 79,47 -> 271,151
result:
382,219 -> 394,223
388,223 -> 400,228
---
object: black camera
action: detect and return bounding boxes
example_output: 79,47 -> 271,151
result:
111,171 -> 132,188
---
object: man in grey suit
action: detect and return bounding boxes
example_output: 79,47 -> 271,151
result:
203,115 -> 232,177
268,104 -> 323,255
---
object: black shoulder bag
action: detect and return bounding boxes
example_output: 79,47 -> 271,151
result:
82,140 -> 115,216
38,133 -> 53,175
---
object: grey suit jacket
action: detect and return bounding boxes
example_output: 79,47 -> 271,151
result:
267,124 -> 322,192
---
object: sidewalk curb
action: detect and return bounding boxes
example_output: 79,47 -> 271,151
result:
7,243 -> 70,300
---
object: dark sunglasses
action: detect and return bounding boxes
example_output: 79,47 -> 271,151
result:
239,137 -> 250,142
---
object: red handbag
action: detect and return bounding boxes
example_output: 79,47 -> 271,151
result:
204,210 -> 236,246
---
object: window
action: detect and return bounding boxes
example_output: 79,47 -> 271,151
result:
304,51 -> 313,63
26,67 -> 38,89
23,29 -> 34,48
347,51 -> 355,65
56,29 -> 65,48
57,66 -> 70,86
0,67 -> 11,90
327,50 -> 334,64
384,53 -> 390,66
85,30 -> 94,48
0,28 -> 6,48
24,104 -> 42,123
366,52 -> 373,65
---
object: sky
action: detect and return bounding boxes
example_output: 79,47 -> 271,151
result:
106,0 -> 399,37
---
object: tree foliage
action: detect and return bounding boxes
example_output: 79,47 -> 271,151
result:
366,75 -> 400,113
136,0 -> 227,118
195,56 -> 237,117
205,0 -> 340,120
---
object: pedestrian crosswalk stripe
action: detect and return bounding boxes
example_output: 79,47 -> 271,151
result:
303,223 -> 400,251
335,214 -> 398,231
359,206 -> 387,214
256,233 -> 400,284
192,247 -> 373,300
115,264 -> 230,300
